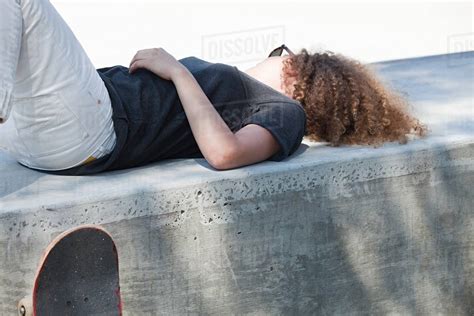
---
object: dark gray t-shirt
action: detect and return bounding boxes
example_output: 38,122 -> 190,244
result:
237,69 -> 307,161
41,57 -> 306,175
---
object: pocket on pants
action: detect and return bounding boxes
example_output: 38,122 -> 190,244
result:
12,93 -> 90,159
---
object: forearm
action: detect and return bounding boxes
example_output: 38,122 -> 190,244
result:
171,67 -> 237,167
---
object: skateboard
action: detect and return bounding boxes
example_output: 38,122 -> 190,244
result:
18,225 -> 122,316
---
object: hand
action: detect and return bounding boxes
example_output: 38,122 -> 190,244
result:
129,47 -> 186,80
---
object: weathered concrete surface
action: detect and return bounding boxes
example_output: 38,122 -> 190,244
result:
0,52 -> 473,315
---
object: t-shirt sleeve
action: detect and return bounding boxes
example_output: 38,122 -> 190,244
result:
241,101 -> 306,161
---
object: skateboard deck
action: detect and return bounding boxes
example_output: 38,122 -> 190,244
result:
18,225 -> 122,316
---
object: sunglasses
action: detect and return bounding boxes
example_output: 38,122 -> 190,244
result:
268,44 -> 295,57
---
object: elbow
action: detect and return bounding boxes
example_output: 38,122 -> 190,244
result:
208,146 -> 239,171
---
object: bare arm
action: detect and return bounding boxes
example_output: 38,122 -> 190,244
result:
170,67 -> 240,168
173,69 -> 281,170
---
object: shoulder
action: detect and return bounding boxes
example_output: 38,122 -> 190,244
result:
179,56 -> 235,73
97,65 -> 128,77
179,56 -> 213,68
236,70 -> 301,106
256,100 -> 306,121
241,100 -> 306,161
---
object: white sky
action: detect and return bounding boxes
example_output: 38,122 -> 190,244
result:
46,1 -> 474,69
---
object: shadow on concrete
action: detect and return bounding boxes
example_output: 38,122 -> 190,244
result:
329,143 -> 472,315
0,156 -> 45,200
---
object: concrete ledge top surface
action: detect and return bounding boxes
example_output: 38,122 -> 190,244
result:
0,51 -> 473,213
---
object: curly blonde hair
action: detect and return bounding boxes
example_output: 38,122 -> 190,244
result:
281,49 -> 429,147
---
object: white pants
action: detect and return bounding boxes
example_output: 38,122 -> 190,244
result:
0,0 -> 116,171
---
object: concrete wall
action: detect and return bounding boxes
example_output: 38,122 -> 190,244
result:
1,53 -> 473,314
